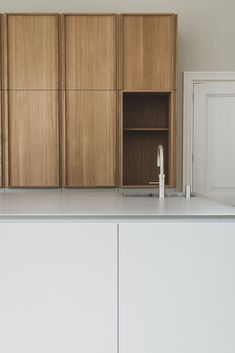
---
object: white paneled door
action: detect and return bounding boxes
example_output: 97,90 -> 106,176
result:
0,223 -> 117,353
192,81 -> 235,201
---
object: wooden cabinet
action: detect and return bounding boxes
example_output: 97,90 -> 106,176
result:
121,14 -> 177,90
64,91 -> 117,187
5,14 -> 59,90
6,91 -> 59,187
63,14 -> 118,187
2,14 -> 60,188
120,222 -> 235,353
0,12 -> 177,188
64,14 -> 117,90
0,92 -> 2,188
0,222 -> 117,353
120,14 -> 177,188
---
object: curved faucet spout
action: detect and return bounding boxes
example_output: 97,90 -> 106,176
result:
157,144 -> 164,175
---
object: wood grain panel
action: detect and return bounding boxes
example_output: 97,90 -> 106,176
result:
65,91 -> 117,186
0,92 -> 2,187
122,15 -> 177,90
0,15 -> 2,90
2,90 -> 9,187
7,14 -> 59,89
65,15 -> 117,90
1,14 -> 8,91
8,91 -> 59,187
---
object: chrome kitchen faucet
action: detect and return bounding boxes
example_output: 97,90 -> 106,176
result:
157,144 -> 165,199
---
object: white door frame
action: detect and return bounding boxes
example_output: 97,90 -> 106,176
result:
183,71 -> 235,190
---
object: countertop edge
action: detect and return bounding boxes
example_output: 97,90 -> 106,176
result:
0,214 -> 235,222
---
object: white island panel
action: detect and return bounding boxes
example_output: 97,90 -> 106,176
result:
120,222 -> 235,353
0,223 -> 117,353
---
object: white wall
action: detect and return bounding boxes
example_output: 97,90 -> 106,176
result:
1,0 -> 235,189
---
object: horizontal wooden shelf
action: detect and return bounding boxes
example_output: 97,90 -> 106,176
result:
124,128 -> 169,131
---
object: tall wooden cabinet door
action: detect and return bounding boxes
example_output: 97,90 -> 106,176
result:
65,91 -> 117,187
65,15 -> 117,90
0,93 -> 2,188
122,14 -> 177,90
8,91 -> 59,187
6,14 -> 59,90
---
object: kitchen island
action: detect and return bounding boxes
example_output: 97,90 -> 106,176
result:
0,190 -> 235,353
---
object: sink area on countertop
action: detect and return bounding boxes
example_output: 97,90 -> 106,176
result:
123,192 -> 196,198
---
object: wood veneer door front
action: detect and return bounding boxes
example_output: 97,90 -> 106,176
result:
122,14 -> 177,90
8,91 -> 59,187
6,14 -> 59,90
65,91 -> 117,187
65,15 -> 117,90
0,92 -> 2,188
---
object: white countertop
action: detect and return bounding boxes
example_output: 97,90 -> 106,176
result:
0,189 -> 234,219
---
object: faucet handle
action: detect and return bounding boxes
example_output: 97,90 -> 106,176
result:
185,185 -> 191,199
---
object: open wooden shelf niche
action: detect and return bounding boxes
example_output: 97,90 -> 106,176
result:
122,92 -> 175,187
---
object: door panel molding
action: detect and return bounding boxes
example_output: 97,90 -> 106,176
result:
183,71 -> 235,194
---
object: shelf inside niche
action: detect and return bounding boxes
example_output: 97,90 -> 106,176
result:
123,130 -> 169,186
123,92 -> 170,129
124,128 -> 169,131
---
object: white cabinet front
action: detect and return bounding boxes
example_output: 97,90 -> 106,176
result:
0,223 -> 117,353
119,222 -> 235,353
